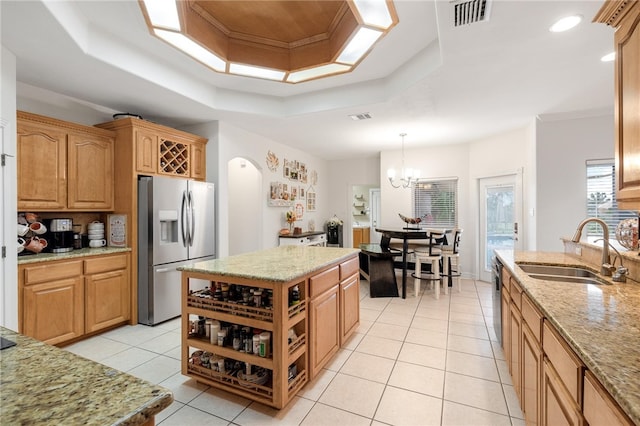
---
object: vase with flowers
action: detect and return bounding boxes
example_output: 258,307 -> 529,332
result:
286,210 -> 296,232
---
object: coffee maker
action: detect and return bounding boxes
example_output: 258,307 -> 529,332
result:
45,218 -> 74,253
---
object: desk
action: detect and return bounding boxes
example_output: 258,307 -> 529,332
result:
375,227 -> 450,298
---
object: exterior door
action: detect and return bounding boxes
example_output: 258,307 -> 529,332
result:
479,174 -> 522,282
369,188 -> 381,244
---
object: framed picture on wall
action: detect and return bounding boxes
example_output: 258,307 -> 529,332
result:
307,191 -> 316,211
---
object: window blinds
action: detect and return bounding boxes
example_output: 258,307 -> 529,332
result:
412,178 -> 458,228
586,159 -> 635,238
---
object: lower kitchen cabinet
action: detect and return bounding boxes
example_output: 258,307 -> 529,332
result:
309,284 -> 340,378
85,254 -> 130,333
352,227 -> 370,248
542,358 -> 584,426
19,252 -> 131,345
583,370 -> 633,426
339,273 -> 359,345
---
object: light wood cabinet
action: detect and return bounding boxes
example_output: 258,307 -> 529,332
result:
85,254 -> 130,333
509,302 -> 523,399
583,370 -> 633,426
339,258 -> 360,345
309,284 -> 340,378
353,227 -> 370,248
190,141 -> 206,180
522,294 -> 543,426
595,1 -> 640,207
19,252 -> 131,345
135,128 -> 158,174
17,111 -> 115,211
542,358 -> 584,426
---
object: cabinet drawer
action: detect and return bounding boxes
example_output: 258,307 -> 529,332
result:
23,261 -> 83,285
84,254 -> 128,274
340,257 -> 359,281
522,294 -> 543,343
543,320 -> 584,404
310,266 -> 339,298
510,278 -> 522,310
583,370 -> 633,426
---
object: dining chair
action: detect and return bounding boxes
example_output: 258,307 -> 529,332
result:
441,228 -> 463,293
413,232 -> 445,298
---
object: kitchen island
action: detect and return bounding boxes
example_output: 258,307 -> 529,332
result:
0,326 -> 173,425
178,245 -> 360,409
496,250 -> 640,425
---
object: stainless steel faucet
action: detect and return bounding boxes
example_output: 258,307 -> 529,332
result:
572,218 -> 613,276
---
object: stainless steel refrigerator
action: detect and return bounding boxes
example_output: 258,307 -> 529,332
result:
138,176 -> 215,325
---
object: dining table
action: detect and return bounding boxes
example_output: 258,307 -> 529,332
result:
375,226 -> 451,298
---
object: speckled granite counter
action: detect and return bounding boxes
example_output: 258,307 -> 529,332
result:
17,247 -> 131,265
496,250 -> 640,425
0,327 -> 173,425
178,245 -> 360,281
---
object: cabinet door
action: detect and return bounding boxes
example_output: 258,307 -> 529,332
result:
23,277 -> 84,345
85,268 -> 130,333
541,359 -> 584,426
135,129 -> 158,174
353,228 -> 362,248
501,290 -> 511,361
67,133 -> 114,209
583,370 -> 633,426
340,274 -> 359,345
309,285 -> 339,379
522,322 -> 542,426
613,3 -> 640,206
362,228 -> 370,244
17,121 -> 67,210
190,141 -> 206,180
510,302 -> 522,401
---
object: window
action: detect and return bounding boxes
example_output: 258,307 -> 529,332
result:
586,159 -> 636,238
412,178 -> 458,228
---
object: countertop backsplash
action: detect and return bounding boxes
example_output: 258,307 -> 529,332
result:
562,238 -> 640,284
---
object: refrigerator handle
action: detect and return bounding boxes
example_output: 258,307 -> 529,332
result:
189,190 -> 195,247
181,190 -> 188,248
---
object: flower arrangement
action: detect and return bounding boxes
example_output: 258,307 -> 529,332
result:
326,215 -> 343,228
286,210 -> 296,231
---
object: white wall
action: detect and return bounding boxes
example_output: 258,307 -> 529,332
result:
228,157 -> 262,255
191,121 -> 330,258
536,114 -> 615,251
1,44 -> 18,329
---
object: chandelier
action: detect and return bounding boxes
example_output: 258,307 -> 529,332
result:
387,133 -> 419,188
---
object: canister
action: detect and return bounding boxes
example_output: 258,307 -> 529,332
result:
259,331 -> 270,357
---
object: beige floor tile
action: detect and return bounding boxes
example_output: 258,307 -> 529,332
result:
163,345 -> 182,360
159,372 -> 210,404
100,324 -> 168,345
374,386 -> 442,426
360,297 -> 391,311
444,372 -> 509,415
341,332 -> 364,351
297,368 -> 336,401
359,308 -> 381,322
410,317 -> 449,333
155,400 -> 184,424
450,297 -> 483,309
160,405 -> 228,425
353,319 -> 374,335
511,416 -> 527,426
448,321 -> 489,340
377,310 -> 414,327
448,311 -> 487,326
324,348 -> 353,372
100,347 -> 158,372
318,373 -> 385,418
397,342 -> 447,370
340,351 -> 395,383
232,397 -> 315,425
137,331 -> 182,354
447,334 -> 494,358
492,340 -> 506,360
414,306 -> 450,321
503,384 -> 524,419
187,386 -> 251,420
63,336 -> 129,361
405,327 -> 448,349
300,403 -> 371,426
388,361 -> 445,398
446,351 -> 500,382
355,335 -> 403,359
127,354 -> 181,384
441,400 -> 512,426
496,360 -> 513,385
367,322 -> 408,341
450,303 -> 484,317
155,317 -> 181,331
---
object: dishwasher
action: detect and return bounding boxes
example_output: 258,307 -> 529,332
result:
491,255 -> 503,344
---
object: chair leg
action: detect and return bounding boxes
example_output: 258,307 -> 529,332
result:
414,257 -> 422,298
433,259 -> 440,300
441,257 -> 448,296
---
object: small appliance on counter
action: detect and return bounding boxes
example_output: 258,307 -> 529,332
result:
44,218 -> 74,253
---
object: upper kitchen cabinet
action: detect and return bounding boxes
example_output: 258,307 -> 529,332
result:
17,111 -> 115,211
95,117 -> 208,181
595,1 -> 640,208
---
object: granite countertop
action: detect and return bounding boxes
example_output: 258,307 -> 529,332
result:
179,246 -> 359,282
18,247 -> 131,265
0,327 -> 173,425
496,250 -> 640,425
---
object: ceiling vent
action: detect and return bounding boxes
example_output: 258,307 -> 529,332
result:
451,0 -> 492,27
349,113 -> 373,121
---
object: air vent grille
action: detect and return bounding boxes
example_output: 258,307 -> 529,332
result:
349,113 -> 372,121
452,0 -> 491,26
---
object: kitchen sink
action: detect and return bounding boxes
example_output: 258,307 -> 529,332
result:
517,263 -> 607,285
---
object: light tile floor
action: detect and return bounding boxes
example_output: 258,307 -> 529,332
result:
65,276 -> 525,426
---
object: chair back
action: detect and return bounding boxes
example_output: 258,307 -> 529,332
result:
428,232 -> 445,256
451,228 -> 463,254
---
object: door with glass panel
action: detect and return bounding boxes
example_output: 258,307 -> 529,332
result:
479,175 -> 520,282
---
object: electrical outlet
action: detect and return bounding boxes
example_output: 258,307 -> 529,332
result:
575,246 -> 582,256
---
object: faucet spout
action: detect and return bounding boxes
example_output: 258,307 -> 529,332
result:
572,217 -> 612,276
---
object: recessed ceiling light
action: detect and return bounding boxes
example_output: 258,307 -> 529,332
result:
549,15 -> 582,32
601,52 -> 615,62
